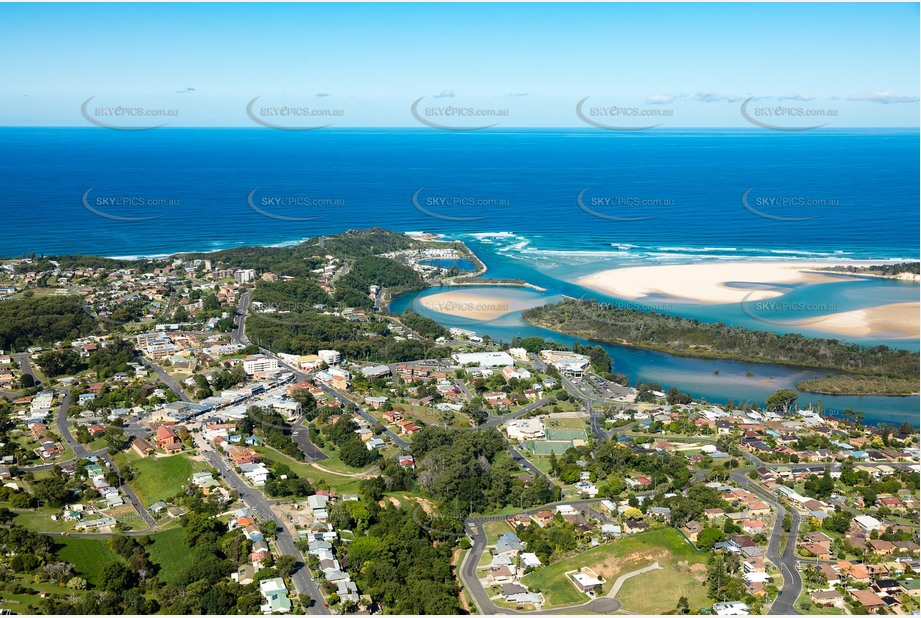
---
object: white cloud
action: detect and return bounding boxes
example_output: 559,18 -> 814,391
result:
846,90 -> 920,104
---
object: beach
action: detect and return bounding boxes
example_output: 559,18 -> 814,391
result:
576,261 -> 851,304
418,289 -> 546,321
799,302 -> 920,339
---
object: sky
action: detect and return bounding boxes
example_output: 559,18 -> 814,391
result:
1,2 -> 919,127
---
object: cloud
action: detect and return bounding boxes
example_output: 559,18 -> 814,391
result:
646,94 -> 677,105
692,91 -> 744,103
777,93 -> 814,102
432,90 -> 455,99
502,92 -> 528,98
316,93 -> 329,97
846,90 -> 920,104
177,87 -> 196,94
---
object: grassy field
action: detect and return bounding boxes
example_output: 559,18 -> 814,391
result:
544,415 -> 588,430
14,508 -> 80,533
54,536 -> 118,586
254,444 -> 363,493
0,577 -> 86,614
522,528 -> 710,611
148,527 -> 195,583
116,450 -> 211,506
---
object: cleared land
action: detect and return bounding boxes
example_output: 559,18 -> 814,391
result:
116,450 -> 211,506
148,526 -> 195,582
54,536 -> 118,586
521,528 -> 710,612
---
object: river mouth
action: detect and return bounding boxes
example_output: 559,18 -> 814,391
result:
388,251 -> 920,428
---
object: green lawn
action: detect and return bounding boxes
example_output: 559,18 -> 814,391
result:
482,520 -> 512,546
522,528 -> 710,611
88,437 -> 108,451
795,587 -> 845,615
54,536 -> 118,586
116,451 -> 211,506
544,415 -> 588,430
148,527 -> 195,583
0,577 -> 87,613
253,444 -> 362,493
14,508 -> 80,533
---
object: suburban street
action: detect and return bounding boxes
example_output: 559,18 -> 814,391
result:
460,501 -> 623,615
731,470 -> 803,615
195,435 -> 330,615
13,352 -> 39,385
141,357 -> 191,402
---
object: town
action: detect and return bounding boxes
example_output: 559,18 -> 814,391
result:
0,229 -> 917,616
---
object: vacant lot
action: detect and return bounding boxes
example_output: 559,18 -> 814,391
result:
148,527 -> 195,583
522,528 -> 710,611
117,450 -> 210,506
55,536 -> 118,586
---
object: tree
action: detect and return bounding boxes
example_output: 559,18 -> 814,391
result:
275,554 -> 297,578
676,596 -> 690,614
697,527 -> 726,550
765,389 -> 798,414
66,576 -> 88,590
100,561 -> 136,593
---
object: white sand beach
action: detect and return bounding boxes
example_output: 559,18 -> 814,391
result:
419,290 -> 544,320
576,261 -> 845,304
798,302 -> 920,339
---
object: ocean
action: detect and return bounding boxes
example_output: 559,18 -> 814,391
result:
2,127 -> 918,425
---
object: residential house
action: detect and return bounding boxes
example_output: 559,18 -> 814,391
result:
259,577 -> 291,614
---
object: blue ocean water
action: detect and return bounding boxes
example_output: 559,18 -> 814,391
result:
1,127 -> 918,425
0,128 -> 917,259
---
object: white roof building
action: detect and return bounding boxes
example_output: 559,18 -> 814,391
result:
452,351 -> 514,368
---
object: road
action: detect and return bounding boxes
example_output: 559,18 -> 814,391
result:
232,289 -> 253,345
13,352 -> 39,385
461,504 -> 621,615
141,357 -> 190,402
196,435 -> 330,614
100,452 -> 157,531
292,420 -> 328,462
730,470 -> 802,615
53,390 -> 86,459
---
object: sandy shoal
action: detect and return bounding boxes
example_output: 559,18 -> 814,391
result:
419,290 -> 543,320
576,261 -> 844,304
798,302 -> 920,339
